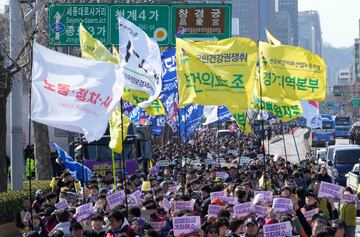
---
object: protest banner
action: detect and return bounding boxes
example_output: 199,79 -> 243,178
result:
215,172 -> 229,182
318,182 -> 344,199
55,199 -> 69,210
168,185 -> 180,194
76,203 -> 94,222
255,205 -> 270,218
31,42 -> 124,142
173,216 -> 201,236
106,190 -> 125,209
176,37 -> 257,108
303,208 -> 319,221
225,197 -> 239,205
254,191 -> 273,204
259,41 -> 326,101
157,160 -> 170,167
163,198 -> 172,212
264,221 -> 292,237
208,205 -> 225,217
142,181 -> 151,192
149,222 -> 166,231
174,200 -> 195,212
239,157 -> 251,165
233,202 -> 254,218
210,191 -> 227,201
341,194 -> 357,203
272,198 -> 293,213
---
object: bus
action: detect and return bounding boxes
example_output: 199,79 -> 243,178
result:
311,114 -> 336,147
335,116 -> 351,138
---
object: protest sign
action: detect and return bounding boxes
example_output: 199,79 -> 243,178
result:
163,198 -> 172,212
106,190 -> 125,210
225,197 -> 239,205
210,191 -> 227,201
131,190 -> 142,200
255,205 -> 270,218
149,222 -> 166,231
303,208 -> 319,221
173,216 -> 201,236
254,191 -> 273,204
257,154 -> 264,159
55,198 -> 69,210
318,182 -> 344,199
233,202 -> 254,217
168,185 -> 180,194
239,157 -> 251,165
272,198 -> 293,213
76,203 -> 94,222
204,158 -> 213,165
228,150 -> 238,156
208,205 -> 225,217
341,194 -> 357,203
215,172 -> 229,181
142,181 -> 151,192
264,221 -> 292,237
158,160 -> 170,167
174,200 -> 195,212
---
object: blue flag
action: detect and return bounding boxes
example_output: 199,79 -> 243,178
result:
218,106 -> 232,121
161,48 -> 178,132
179,104 -> 204,142
53,143 -> 93,183
151,115 -> 166,136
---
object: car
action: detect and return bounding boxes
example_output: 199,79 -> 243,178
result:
326,146 -> 360,186
316,148 -> 327,165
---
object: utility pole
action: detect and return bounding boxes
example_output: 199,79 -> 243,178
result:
10,0 -> 24,191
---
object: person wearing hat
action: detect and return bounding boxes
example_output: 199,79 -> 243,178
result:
243,217 -> 258,237
33,189 -> 46,214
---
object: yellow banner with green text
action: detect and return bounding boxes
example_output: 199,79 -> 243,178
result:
176,37 -> 257,108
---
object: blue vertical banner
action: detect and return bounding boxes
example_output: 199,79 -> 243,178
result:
179,104 -> 204,142
161,48 -> 178,132
151,48 -> 178,136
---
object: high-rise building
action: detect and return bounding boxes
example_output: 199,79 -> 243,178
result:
278,0 -> 298,45
275,11 -> 291,45
298,11 -> 323,56
355,38 -> 360,82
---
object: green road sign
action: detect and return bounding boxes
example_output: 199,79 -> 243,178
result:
48,4 -> 232,46
171,5 -> 232,42
109,5 -> 170,45
352,99 -> 360,106
48,4 -> 109,46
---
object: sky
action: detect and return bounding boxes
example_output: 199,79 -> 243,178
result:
299,0 -> 360,48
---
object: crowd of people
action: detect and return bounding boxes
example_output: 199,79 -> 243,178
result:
15,127 -> 358,237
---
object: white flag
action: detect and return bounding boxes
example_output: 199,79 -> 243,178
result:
301,101 -> 321,128
31,42 -> 125,142
118,16 -> 162,108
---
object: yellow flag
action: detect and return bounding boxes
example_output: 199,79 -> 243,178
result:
79,24 -> 119,64
122,88 -> 166,116
79,25 -> 165,114
109,107 -> 131,154
265,29 -> 281,46
252,73 -> 302,122
259,41 -> 326,101
227,107 -> 252,134
176,37 -> 257,108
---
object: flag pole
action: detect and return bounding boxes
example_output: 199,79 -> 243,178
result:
27,41 -> 34,229
80,135 -> 85,204
111,150 -> 117,192
217,107 -> 221,168
258,41 -> 267,188
280,121 -> 288,162
119,99 -> 128,215
291,127 -> 307,188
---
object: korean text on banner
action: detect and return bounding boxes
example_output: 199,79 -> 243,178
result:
318,182 -> 344,199
259,41 -> 326,101
227,107 -> 252,133
176,37 -> 257,108
80,24 -> 165,115
264,221 -> 292,237
109,107 -> 131,154
173,216 -> 201,236
118,17 -> 163,108
252,76 -> 302,122
31,42 -> 124,142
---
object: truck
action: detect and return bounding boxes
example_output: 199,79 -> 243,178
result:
335,116 -> 351,138
346,163 -> 360,192
311,114 -> 336,147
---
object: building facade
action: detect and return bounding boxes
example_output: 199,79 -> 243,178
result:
277,0 -> 298,45
298,11 -> 323,56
